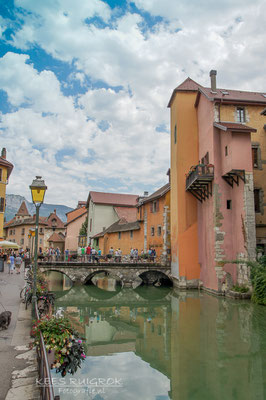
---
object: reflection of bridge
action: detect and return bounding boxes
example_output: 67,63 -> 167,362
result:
39,261 -> 172,288
54,286 -> 173,307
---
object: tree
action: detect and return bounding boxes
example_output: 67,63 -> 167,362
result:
79,216 -> 88,236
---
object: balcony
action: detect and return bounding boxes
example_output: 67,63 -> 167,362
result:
186,164 -> 214,202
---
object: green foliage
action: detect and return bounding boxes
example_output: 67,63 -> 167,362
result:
250,256 -> 266,306
31,316 -> 86,376
79,216 -> 88,236
231,285 -> 249,293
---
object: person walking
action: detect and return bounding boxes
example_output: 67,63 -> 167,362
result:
15,253 -> 22,274
8,254 -> 15,274
86,244 -> 91,262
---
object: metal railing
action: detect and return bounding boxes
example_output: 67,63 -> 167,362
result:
186,164 -> 214,189
35,303 -> 60,400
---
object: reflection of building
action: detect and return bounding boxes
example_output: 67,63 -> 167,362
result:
0,148 -> 13,240
53,284 -> 265,400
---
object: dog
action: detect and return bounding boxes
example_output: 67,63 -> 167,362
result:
0,311 -> 12,330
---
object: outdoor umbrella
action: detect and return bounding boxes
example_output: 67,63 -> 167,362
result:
0,240 -> 21,249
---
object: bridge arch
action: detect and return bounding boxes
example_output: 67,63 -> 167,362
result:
84,269 -> 123,286
137,269 -> 172,286
41,268 -> 74,287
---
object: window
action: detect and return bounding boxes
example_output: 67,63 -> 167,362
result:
20,238 -> 24,245
157,226 -> 162,236
39,227 -> 43,234
90,218 -> 92,232
21,228 -> 25,235
252,147 -> 258,168
151,227 -> 155,236
0,197 -> 4,212
151,200 -> 159,213
130,230 -> 133,239
157,325 -> 162,336
0,169 -> 2,181
225,146 -> 228,156
118,232 -> 121,239
236,107 -> 245,122
39,239 -> 42,245
254,189 -> 261,213
227,200 -> 232,210
174,124 -> 177,144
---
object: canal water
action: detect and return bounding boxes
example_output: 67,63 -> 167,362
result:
46,272 -> 266,400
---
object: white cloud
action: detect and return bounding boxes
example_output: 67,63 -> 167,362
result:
1,0 -> 266,206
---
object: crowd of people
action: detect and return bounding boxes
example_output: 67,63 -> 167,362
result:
0,248 -> 30,274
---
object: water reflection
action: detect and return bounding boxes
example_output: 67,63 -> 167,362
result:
49,275 -> 266,400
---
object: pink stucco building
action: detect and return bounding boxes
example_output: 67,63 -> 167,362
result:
170,70 -> 266,293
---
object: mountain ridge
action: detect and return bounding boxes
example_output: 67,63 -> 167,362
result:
5,194 -> 73,222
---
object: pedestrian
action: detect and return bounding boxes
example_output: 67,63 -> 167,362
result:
130,248 -> 134,262
91,247 -> 97,262
86,244 -> 91,262
65,248 -> 69,261
152,248 -> 156,262
15,253 -> 22,274
118,248 -> 122,262
8,254 -> 15,274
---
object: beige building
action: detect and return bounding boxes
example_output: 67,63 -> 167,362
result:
86,191 -> 138,246
4,202 -> 66,252
65,204 -> 87,251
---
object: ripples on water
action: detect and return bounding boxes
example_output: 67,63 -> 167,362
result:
45,272 -> 266,400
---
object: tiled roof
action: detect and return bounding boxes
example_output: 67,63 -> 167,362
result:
214,122 -> 257,133
47,232 -> 65,242
196,87 -> 266,107
66,207 -> 87,225
4,216 -> 48,228
46,210 -> 65,229
92,218 -> 140,238
114,207 -> 137,222
87,191 -> 139,208
0,157 -> 14,179
16,201 -> 30,216
168,78 -> 203,107
139,183 -> 170,205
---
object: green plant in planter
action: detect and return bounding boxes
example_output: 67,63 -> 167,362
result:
231,285 -> 249,293
31,316 -> 86,376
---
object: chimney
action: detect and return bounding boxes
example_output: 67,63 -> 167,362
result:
1,148 -> 6,159
209,70 -> 217,92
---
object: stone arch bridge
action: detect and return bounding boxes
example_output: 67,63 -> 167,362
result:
38,261 -> 172,288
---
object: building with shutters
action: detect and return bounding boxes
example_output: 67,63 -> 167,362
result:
168,70 -> 266,292
0,148 -> 13,240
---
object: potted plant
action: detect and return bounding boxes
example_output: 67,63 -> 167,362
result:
31,316 -> 86,376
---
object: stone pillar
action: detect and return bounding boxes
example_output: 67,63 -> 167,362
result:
243,172 -> 256,261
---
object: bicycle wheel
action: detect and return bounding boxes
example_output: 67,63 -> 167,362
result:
25,292 -> 32,310
20,286 -> 26,299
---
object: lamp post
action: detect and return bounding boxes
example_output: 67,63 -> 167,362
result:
29,176 -> 47,319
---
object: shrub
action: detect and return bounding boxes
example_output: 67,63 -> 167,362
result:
231,285 -> 249,293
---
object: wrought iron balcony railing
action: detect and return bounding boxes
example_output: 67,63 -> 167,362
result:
185,164 -> 214,202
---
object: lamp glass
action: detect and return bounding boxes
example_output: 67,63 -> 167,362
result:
31,188 -> 46,204
29,176 -> 47,205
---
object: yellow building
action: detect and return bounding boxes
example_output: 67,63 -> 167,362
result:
0,148 -> 13,240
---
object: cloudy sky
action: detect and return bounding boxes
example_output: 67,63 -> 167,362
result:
0,0 -> 265,207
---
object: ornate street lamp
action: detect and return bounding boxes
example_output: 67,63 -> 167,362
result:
29,176 -> 47,318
